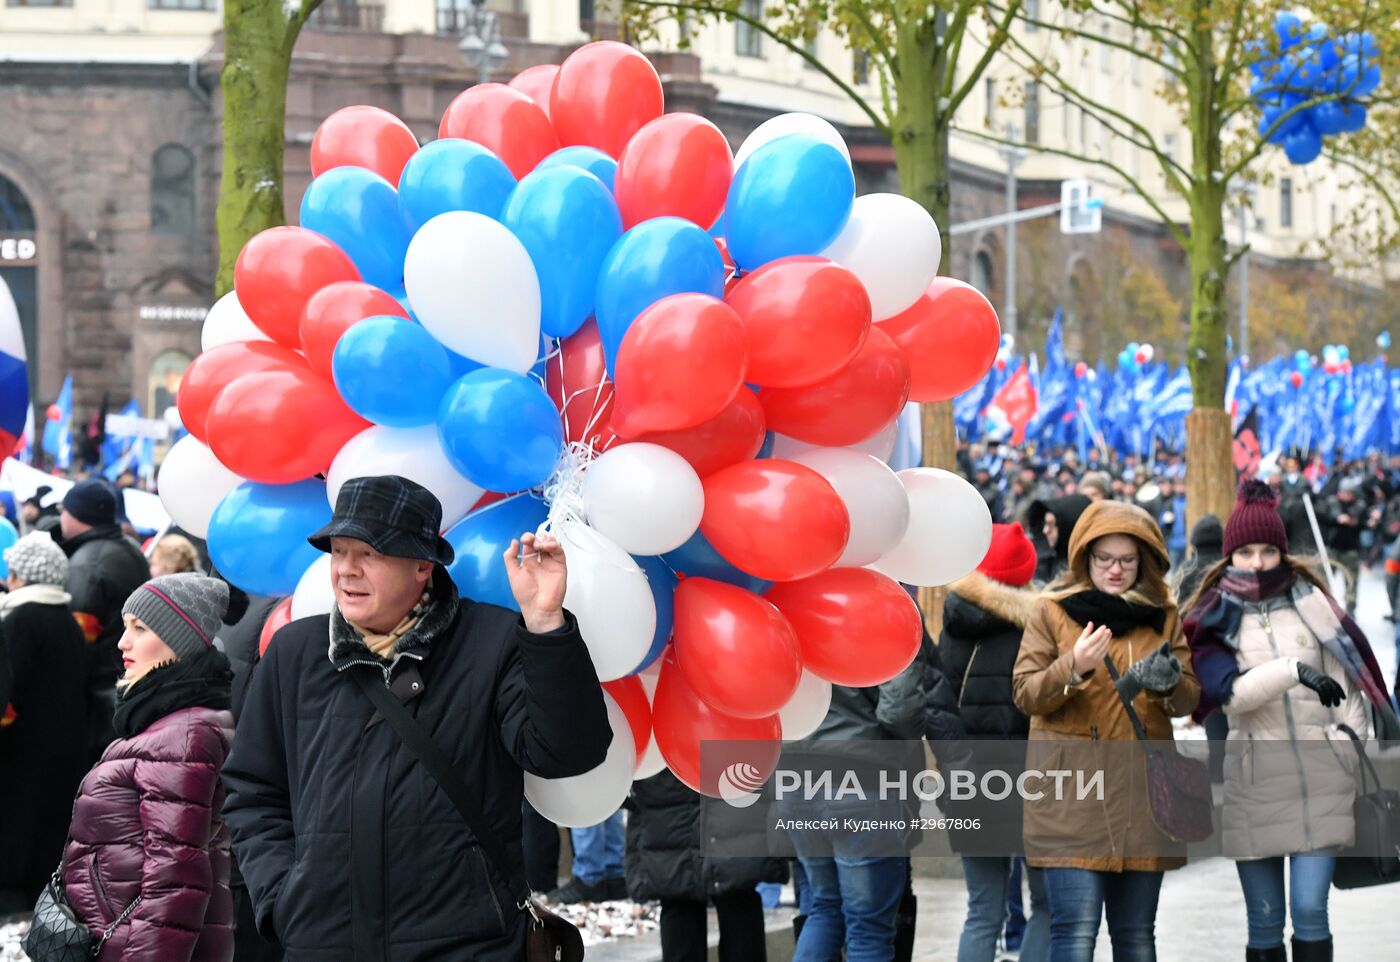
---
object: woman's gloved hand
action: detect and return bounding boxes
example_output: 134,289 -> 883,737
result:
1113,642 -> 1182,701
1294,660 -> 1345,708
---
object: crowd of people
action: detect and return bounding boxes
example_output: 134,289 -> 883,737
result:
0,446 -> 1397,962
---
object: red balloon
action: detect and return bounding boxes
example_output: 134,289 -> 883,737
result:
637,388 -> 766,477
876,277 -> 999,402
508,64 -> 560,119
235,227 -> 361,347
727,256 -> 871,387
700,459 -> 849,582
300,281 -> 408,381
439,83 -> 559,180
612,294 -> 747,439
759,326 -> 910,447
615,113 -> 732,230
310,105 -> 419,185
550,41 -> 664,159
766,568 -> 923,687
1289,370 -> 1304,388
1074,361 -> 1089,379
177,341 -> 308,444
470,490 -> 512,512
651,648 -> 782,797
1134,349 -> 1150,364
545,318 -> 618,451
45,404 -> 60,422
673,579 -> 802,719
259,597 -> 294,657
602,676 -> 652,763
205,367 -> 371,484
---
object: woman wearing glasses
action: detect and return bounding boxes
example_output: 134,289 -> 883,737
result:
1014,500 -> 1200,962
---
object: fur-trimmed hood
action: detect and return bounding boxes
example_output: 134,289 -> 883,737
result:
946,571 -> 1038,634
328,572 -> 460,678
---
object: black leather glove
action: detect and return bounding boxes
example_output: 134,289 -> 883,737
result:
1114,642 -> 1182,701
1295,661 -> 1345,708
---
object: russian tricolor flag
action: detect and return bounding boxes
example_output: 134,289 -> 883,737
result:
0,276 -> 28,460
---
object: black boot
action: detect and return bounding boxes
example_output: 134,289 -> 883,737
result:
1246,947 -> 1286,962
1292,937 -> 1333,962
792,913 -> 806,943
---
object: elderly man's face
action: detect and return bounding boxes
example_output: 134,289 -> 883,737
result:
330,537 -> 434,633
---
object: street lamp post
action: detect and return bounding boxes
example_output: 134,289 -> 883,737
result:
457,0 -> 509,84
998,123 -> 1027,343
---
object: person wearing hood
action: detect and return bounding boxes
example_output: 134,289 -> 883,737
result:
31,573 -> 236,962
1026,494 -> 1092,585
1013,501 -> 1200,962
0,533 -> 89,914
1183,481 -> 1398,962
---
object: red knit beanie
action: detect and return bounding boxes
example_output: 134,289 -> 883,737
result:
1222,479 -> 1289,557
977,522 -> 1038,587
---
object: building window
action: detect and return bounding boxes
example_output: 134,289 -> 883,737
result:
1280,177 -> 1293,229
0,175 -> 36,231
1163,132 -> 1176,162
147,0 -> 216,9
1078,106 -> 1087,150
971,250 -> 995,297
310,0 -> 384,31
984,78 -> 996,125
802,33 -> 819,70
1024,0 -> 1039,30
577,0 -> 593,25
149,350 -> 192,421
735,0 -> 762,57
4,0 -> 73,6
1024,81 -> 1040,145
852,50 -> 870,85
151,145 -> 196,236
1099,21 -> 1113,71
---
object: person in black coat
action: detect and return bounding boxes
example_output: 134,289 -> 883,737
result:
1174,514 -> 1223,606
0,532 -> 89,914
625,769 -> 786,962
1025,495 -> 1091,584
221,476 -> 612,962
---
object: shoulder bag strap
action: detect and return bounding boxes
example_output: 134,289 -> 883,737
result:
1101,655 -> 1152,744
350,669 -> 533,908
1336,723 -> 1380,795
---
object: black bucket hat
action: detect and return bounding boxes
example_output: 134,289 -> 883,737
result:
308,475 -> 455,566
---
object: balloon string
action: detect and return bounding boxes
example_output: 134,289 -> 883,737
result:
534,441 -> 642,576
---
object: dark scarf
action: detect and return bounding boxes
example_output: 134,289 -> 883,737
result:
113,647 -> 233,739
1057,590 -> 1166,636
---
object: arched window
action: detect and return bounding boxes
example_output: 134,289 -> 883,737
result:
151,145 -> 196,236
149,349 -> 192,419
970,250 -> 996,297
0,174 -> 36,231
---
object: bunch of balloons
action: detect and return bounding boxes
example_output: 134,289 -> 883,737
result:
1250,12 -> 1381,165
1117,341 -> 1154,372
159,41 -> 1001,821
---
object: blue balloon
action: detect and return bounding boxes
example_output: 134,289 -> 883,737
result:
661,529 -> 772,595
1336,101 -> 1368,133
1377,331 -> 1392,350
1275,11 -> 1303,51
629,554 -> 677,674
503,167 -> 623,339
398,138 -> 517,233
438,369 -> 563,492
1338,345 -> 1350,360
1282,123 -> 1323,165
595,217 -> 725,376
444,493 -> 550,611
208,480 -> 331,596
537,147 -> 618,193
0,517 -> 17,579
333,315 -> 453,427
725,135 -> 854,270
300,166 -> 411,292
1309,101 -> 1347,136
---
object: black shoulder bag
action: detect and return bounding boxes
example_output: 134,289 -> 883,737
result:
1331,723 -> 1400,889
23,866 -> 141,961
351,670 -> 585,962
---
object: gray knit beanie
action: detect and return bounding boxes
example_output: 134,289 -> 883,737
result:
121,573 -> 229,660
4,531 -> 69,586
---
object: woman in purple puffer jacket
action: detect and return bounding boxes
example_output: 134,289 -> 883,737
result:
57,573 -> 236,962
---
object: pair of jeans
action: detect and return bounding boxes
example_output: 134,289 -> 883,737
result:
1043,867 -> 1163,962
570,810 -> 624,885
794,855 -> 908,962
958,856 -> 1049,962
660,890 -> 767,962
1235,855 -> 1335,948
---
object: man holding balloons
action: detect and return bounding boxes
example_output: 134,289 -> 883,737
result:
221,475 -> 611,962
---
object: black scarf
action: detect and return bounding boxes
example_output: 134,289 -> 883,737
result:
113,647 -> 233,739
1058,590 -> 1167,637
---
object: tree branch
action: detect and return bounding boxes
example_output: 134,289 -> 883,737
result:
947,0 -> 1023,116
835,0 -> 896,80
285,0 -> 324,49
988,0 -> 1182,77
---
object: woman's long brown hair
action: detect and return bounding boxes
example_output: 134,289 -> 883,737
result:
1180,554 -> 1333,617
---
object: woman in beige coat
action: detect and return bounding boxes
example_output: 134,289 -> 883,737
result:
1184,481 -> 1397,962
1013,500 -> 1200,962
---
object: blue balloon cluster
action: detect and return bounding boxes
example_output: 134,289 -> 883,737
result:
1250,13 -> 1381,165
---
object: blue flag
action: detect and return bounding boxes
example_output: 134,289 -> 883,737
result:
41,375 -> 72,470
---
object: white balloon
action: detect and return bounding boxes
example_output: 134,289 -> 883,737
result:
403,211 -> 541,372
582,443 -> 704,556
633,661 -> 668,778
526,693 -> 637,827
791,449 -> 910,566
820,193 -> 942,321
873,468 -> 993,587
779,670 -> 833,741
327,425 -> 484,530
558,520 -> 657,681
734,112 -> 852,169
201,291 -> 271,352
771,415 -> 900,463
157,435 -> 245,539
291,554 -> 335,619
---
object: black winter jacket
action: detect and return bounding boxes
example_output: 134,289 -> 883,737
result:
1026,495 -> 1092,584
221,576 -> 611,962
62,524 -> 149,686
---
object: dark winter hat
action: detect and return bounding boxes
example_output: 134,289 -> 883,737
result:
308,475 -> 455,565
1189,514 -> 1223,552
977,522 -> 1038,587
1223,480 -> 1288,557
61,478 -> 117,526
122,573 -> 229,661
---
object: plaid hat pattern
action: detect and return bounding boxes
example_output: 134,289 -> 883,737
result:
122,573 -> 230,661
308,476 -> 455,565
4,532 -> 69,586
